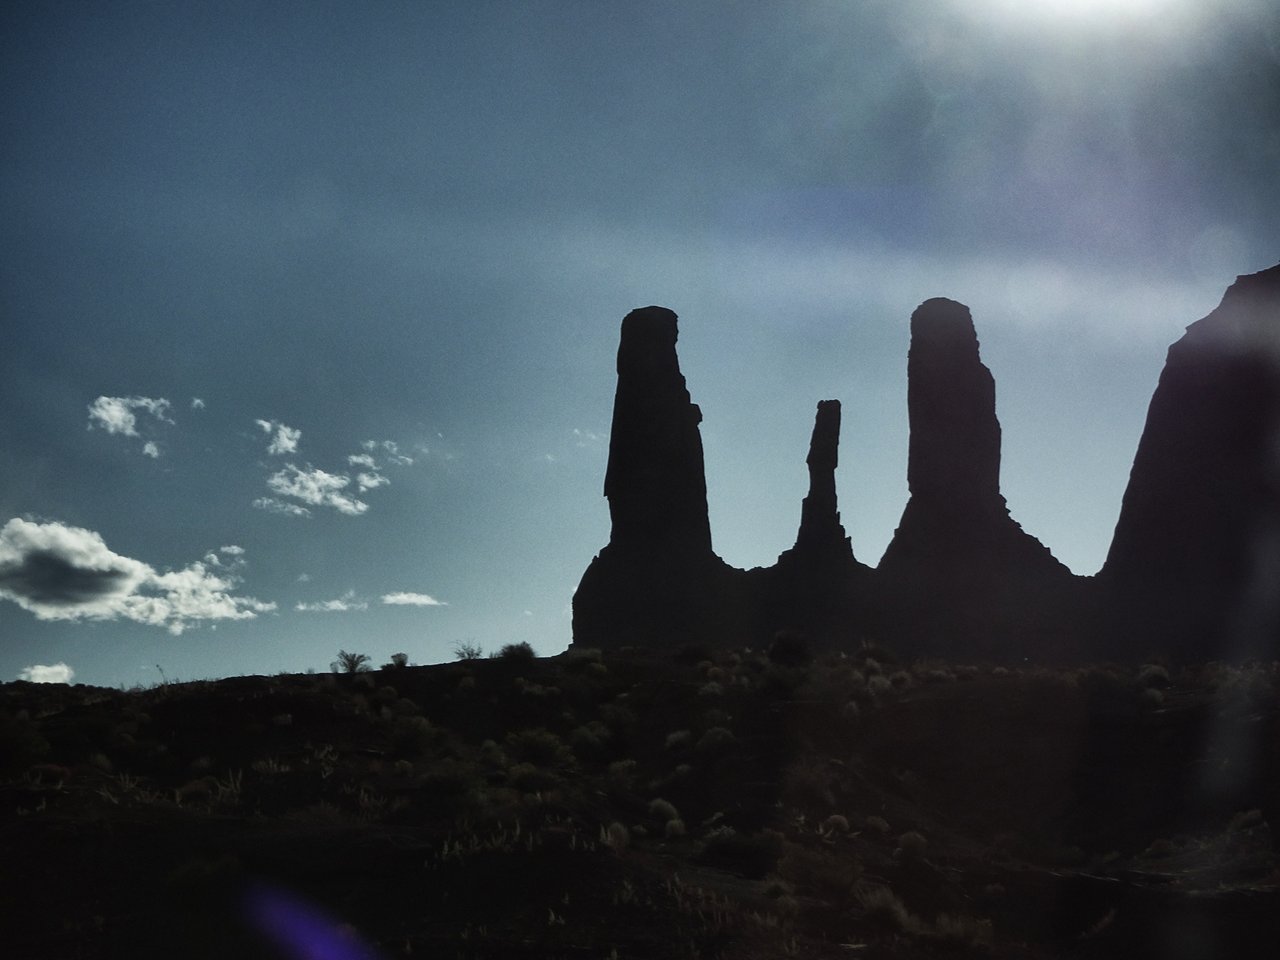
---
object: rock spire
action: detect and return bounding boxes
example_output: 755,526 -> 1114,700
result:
876,298 -> 1076,659
1101,264 -> 1280,659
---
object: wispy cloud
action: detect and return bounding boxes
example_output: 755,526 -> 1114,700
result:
87,396 -> 173,436
347,453 -> 377,469
253,497 -> 312,518
356,472 -> 389,492
142,441 -> 160,458
256,419 -> 302,456
191,397 -> 206,410
362,439 -> 413,466
0,518 -> 275,634
381,592 -> 447,607
260,465 -> 367,516
19,662 -> 75,684
295,590 -> 368,613
573,428 -> 605,447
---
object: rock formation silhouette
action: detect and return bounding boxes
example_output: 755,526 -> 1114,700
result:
572,307 -> 745,650
759,401 -> 871,645
874,298 -> 1078,659
574,265 -> 1280,663
1101,265 -> 1280,660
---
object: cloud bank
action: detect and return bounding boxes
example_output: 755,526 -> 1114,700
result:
295,590 -> 368,613
381,592 -> 447,607
19,662 -> 75,684
0,518 -> 275,634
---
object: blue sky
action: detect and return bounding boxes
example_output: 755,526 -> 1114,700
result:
3,0 -> 1277,687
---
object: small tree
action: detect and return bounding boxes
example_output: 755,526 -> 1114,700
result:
332,650 -> 372,674
496,641 -> 536,662
452,640 -> 484,661
382,652 -> 410,670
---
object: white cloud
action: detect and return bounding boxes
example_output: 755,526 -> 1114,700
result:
19,662 -> 75,684
263,464 -> 368,516
362,439 -> 413,466
573,428 -> 605,446
296,572 -> 311,582
191,397 -> 206,410
356,472 -> 389,492
256,419 -> 302,455
347,453 -> 378,469
142,441 -> 160,458
0,518 -> 275,634
220,545 -> 245,556
252,497 -> 313,518
296,590 -> 368,613
87,396 -> 172,436
381,592 -> 447,607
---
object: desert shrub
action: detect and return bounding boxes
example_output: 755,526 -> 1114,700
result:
0,712 -> 50,771
390,697 -> 420,718
382,652 -> 410,670
864,815 -> 891,835
496,641 -> 536,662
373,685 -> 399,706
698,680 -> 724,698
867,674 -> 892,697
821,814 -> 850,836
390,716 -> 435,758
600,702 -> 637,731
506,762 -> 559,793
665,729 -> 692,750
695,726 -> 736,754
1139,686 -> 1165,708
932,913 -> 993,947
1136,663 -> 1171,688
601,821 -> 630,853
504,728 -> 572,767
700,829 -> 784,878
664,818 -> 687,838
569,721 -> 611,760
331,650 -> 372,674
768,631 -> 812,666
563,647 -> 603,673
1229,808 -> 1264,832
857,884 -> 924,935
889,670 -> 912,689
452,640 -> 484,661
779,843 -> 862,905
896,830 -> 928,861
782,757 -> 837,813
649,797 -> 680,822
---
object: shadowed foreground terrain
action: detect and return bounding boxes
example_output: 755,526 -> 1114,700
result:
3,646 -> 1277,958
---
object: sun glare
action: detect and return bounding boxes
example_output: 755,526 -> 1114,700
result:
965,0 -> 1186,30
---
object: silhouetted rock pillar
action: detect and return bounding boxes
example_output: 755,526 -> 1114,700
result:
876,298 -> 1077,659
1101,264 -> 1280,660
573,307 -> 746,651
793,400 -> 852,557
603,306 -> 713,554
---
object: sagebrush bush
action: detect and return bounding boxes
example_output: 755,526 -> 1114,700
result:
390,716 -> 435,758
504,728 -> 572,767
496,641 -> 536,662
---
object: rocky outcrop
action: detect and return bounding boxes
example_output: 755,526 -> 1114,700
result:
1100,265 -> 1280,660
573,307 -> 745,650
875,298 -> 1078,659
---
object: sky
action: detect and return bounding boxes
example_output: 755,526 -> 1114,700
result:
2,0 -> 1277,688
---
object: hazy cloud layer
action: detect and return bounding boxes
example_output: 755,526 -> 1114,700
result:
381,592 -> 446,607
253,498 -> 312,518
296,591 -> 368,613
19,662 -> 75,684
0,518 -> 275,634
261,465 -> 368,516
256,419 -> 302,456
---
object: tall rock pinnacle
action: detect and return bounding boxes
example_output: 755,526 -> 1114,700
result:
573,306 -> 744,650
1101,264 -> 1280,659
876,298 -> 1076,659
788,400 -> 854,559
603,306 -> 713,555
